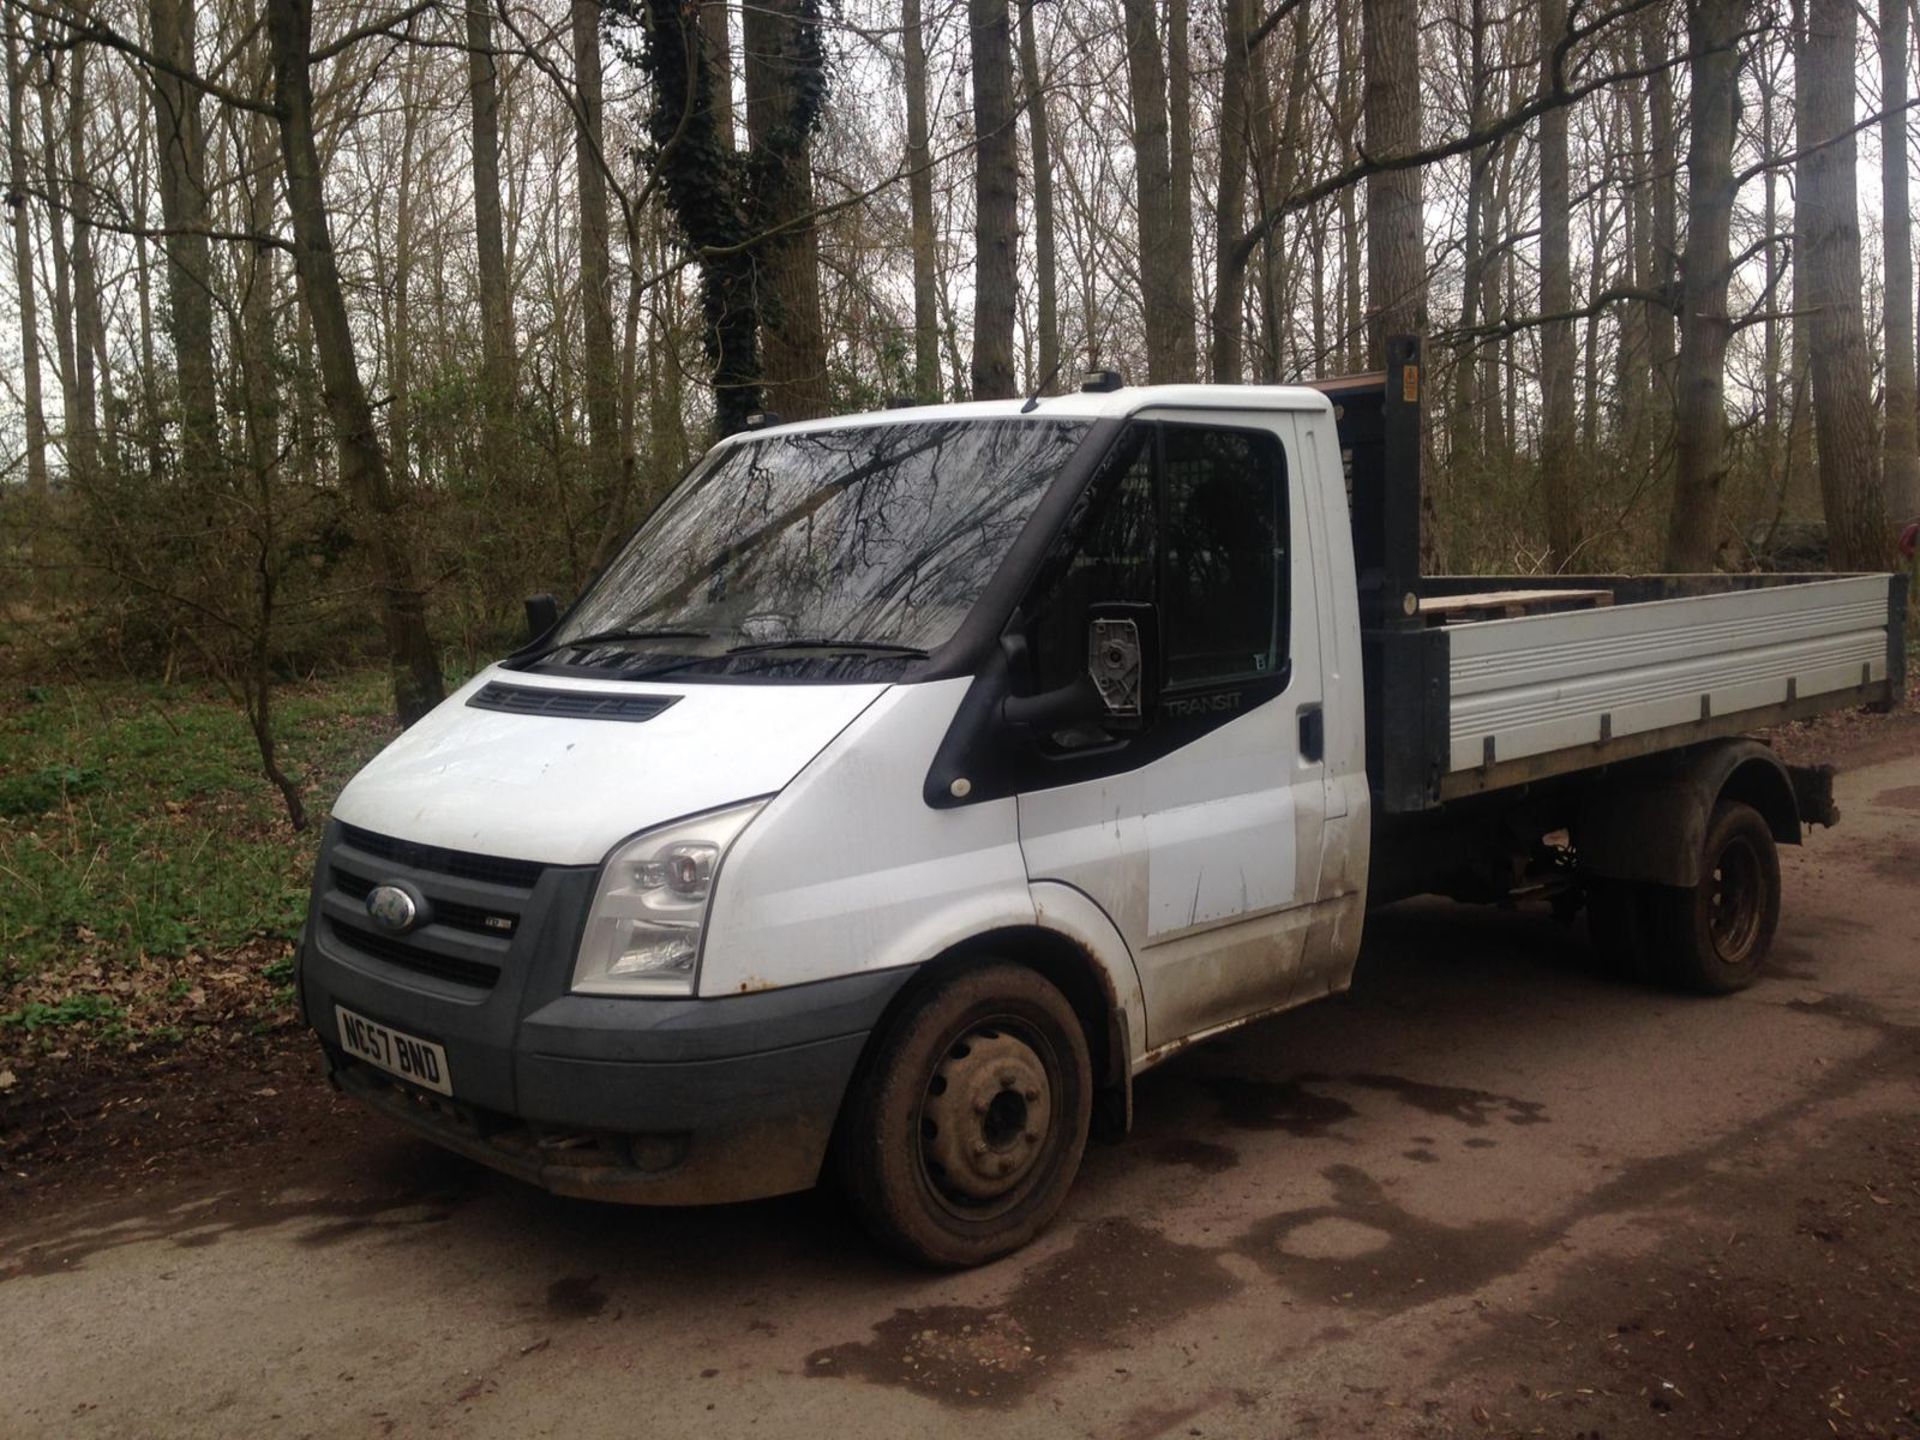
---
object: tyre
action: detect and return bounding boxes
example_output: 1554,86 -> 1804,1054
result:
1585,877 -> 1653,981
836,962 -> 1092,1268
1643,801 -> 1781,994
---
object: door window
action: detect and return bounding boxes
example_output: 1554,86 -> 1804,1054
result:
1161,426 -> 1288,688
1023,422 -> 1288,696
1024,426 -> 1156,693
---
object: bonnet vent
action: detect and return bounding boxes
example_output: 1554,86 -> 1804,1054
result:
466,682 -> 680,723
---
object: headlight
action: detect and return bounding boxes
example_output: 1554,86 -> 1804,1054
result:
572,800 -> 767,996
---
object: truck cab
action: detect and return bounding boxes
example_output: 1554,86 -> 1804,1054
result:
301,377 -> 1370,1265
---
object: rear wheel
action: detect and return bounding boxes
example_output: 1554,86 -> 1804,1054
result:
1643,801 -> 1781,994
836,962 -> 1092,1268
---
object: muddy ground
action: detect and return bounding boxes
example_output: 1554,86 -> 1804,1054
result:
2,715 -> 1917,1439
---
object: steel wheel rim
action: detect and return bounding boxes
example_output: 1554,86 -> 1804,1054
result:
915,1016 -> 1059,1221
1707,835 -> 1765,964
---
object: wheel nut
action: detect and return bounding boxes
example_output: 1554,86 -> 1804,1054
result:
1023,1130 -> 1040,1143
972,1139 -> 989,1157
999,1073 -> 1016,1089
997,1158 -> 1015,1176
1022,1087 -> 1040,1102
973,1097 -> 990,1115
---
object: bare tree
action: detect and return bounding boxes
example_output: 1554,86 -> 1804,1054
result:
971,0 -> 1018,398
467,0 -> 515,444
1664,0 -> 1740,570
1123,0 -> 1193,380
149,0 -> 218,477
265,0 -> 445,722
903,0 -> 940,400
1018,0 -> 1061,388
1881,0 -> 1918,519
743,0 -> 830,418
1363,0 -> 1425,363
572,0 -> 622,505
1797,0 -> 1889,568
4,5 -> 47,498
1539,0 -> 1578,567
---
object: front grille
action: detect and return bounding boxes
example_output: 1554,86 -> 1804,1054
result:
467,681 -> 680,723
326,919 -> 503,989
333,869 -> 518,939
337,823 -> 544,890
326,824 -> 544,991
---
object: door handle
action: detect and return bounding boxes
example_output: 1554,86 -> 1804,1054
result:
1298,704 -> 1324,763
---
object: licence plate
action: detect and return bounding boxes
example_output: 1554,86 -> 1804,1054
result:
334,1005 -> 453,1096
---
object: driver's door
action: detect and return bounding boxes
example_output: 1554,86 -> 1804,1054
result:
1015,413 -> 1329,1049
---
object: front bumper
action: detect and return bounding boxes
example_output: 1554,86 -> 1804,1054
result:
300,821 -> 914,1204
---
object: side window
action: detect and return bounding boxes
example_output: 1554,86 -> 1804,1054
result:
1161,426 -> 1288,688
1021,421 -> 1288,699
1025,427 -> 1156,693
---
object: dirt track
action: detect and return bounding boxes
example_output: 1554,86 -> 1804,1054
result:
3,740 -> 1918,1439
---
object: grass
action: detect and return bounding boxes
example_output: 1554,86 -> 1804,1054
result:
0,671 -> 399,1018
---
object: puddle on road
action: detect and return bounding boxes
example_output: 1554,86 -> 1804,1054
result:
1870,784 -> 1920,811
1346,1074 -> 1548,1128
1233,1163 -> 1540,1309
804,1216 -> 1239,1407
1204,1074 -> 1357,1136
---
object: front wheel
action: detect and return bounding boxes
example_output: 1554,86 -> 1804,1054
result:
1644,801 -> 1782,994
836,962 -> 1092,1268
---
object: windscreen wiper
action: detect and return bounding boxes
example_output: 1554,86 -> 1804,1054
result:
611,637 -> 929,682
516,627 -> 711,665
721,638 -> 931,658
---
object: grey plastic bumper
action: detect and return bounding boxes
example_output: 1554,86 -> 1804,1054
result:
298,823 -> 916,1204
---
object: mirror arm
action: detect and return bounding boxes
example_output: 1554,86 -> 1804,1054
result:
1000,674 -> 1103,729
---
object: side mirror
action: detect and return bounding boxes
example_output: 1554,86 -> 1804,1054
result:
524,592 -> 559,642
1085,601 -> 1158,730
1000,602 -> 1158,733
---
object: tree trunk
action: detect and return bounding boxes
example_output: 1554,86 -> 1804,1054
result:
265,0 -> 445,724
571,0 -> 622,504
1449,0 -> 1491,480
149,0 -> 219,481
743,0 -> 830,419
1642,5 -> 1678,471
1208,0 -> 1252,382
1663,0 -> 1741,570
1363,0 -> 1425,365
466,0 -> 515,439
1164,0 -> 1197,376
1123,0 -> 1185,381
904,0 -> 939,400
1538,0 -> 1578,568
1881,0 -> 1919,519
1336,0 -> 1363,370
34,39 -> 77,474
970,0 -> 1018,398
1798,0 -> 1890,568
3,8 -> 47,498
389,41 -> 422,487
637,0 -> 762,435
1017,0 -> 1060,389
65,43 -> 98,484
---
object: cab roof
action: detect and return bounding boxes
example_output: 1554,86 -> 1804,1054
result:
716,382 -> 1339,445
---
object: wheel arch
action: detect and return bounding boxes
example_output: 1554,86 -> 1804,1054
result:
1577,738 -> 1800,888
828,919 -> 1140,1176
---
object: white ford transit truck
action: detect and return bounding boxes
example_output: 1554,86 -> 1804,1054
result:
299,338 -> 1906,1266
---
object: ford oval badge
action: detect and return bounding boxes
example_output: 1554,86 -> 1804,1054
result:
366,884 -> 419,933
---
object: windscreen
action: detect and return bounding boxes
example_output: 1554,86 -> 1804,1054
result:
552,418 -> 1092,662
